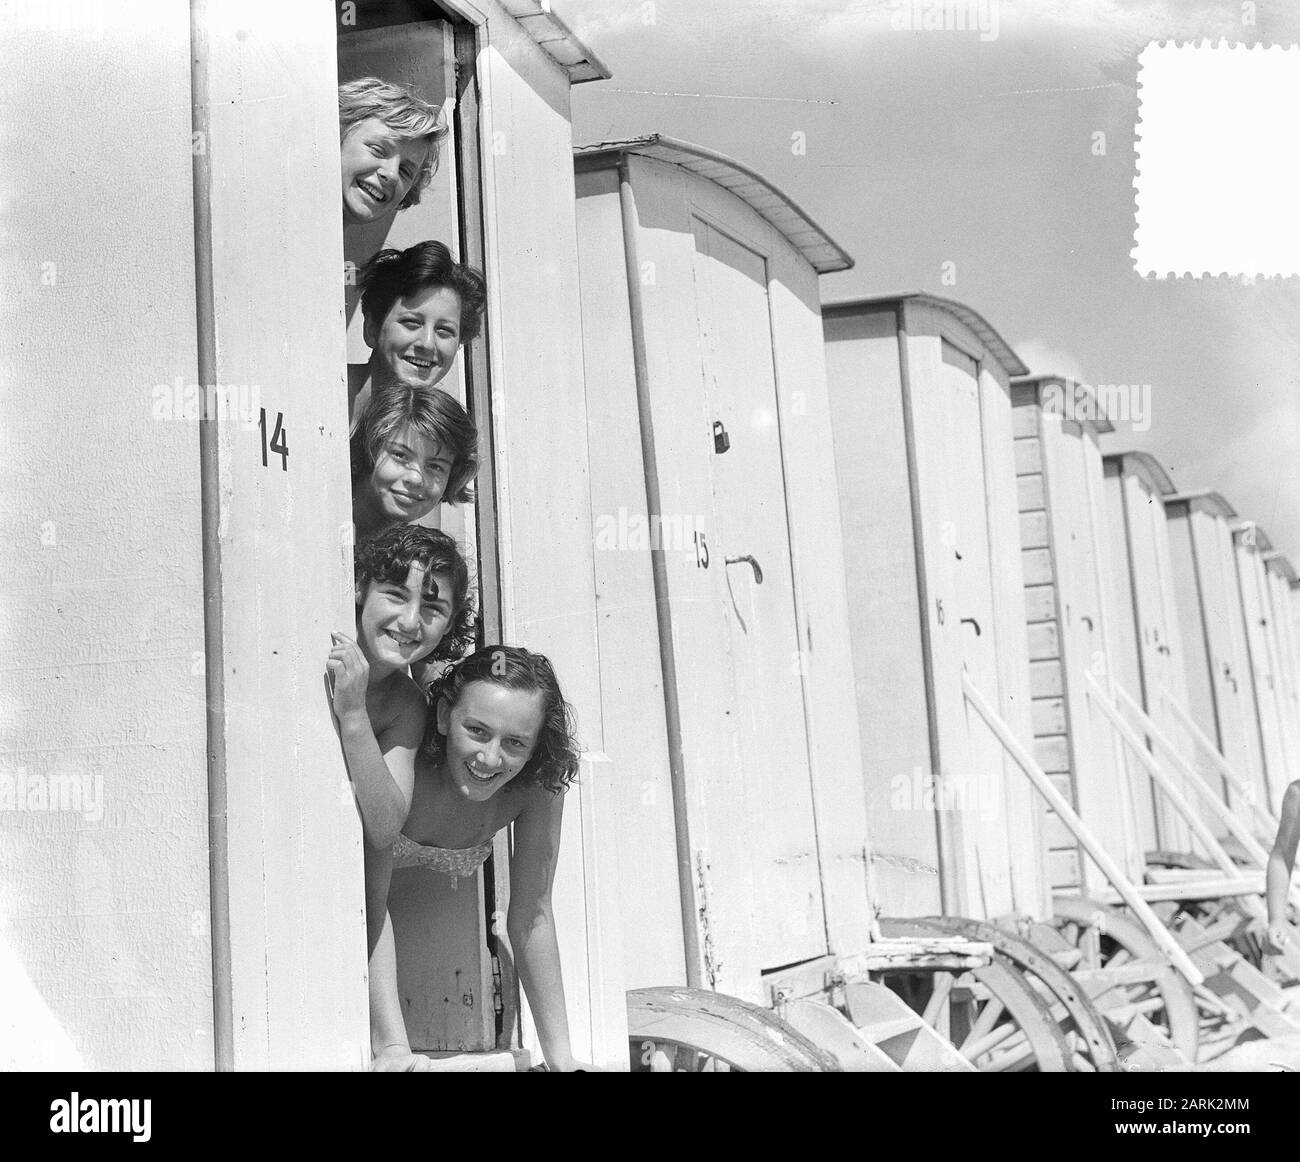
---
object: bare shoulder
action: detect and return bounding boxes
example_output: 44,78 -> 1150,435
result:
392,672 -> 427,713
512,782 -> 565,823
371,672 -> 428,737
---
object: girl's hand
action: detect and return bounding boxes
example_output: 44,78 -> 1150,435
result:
371,1045 -> 435,1072
1265,924 -> 1291,954
327,632 -> 369,723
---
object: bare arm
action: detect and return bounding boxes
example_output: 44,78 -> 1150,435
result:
365,843 -> 405,1051
506,789 -> 578,1071
1267,781 -> 1300,942
339,702 -> 421,848
329,636 -> 422,848
365,844 -> 432,1072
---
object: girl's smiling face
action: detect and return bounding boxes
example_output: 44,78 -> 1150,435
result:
355,423 -> 454,530
437,682 -> 545,802
356,564 -> 453,674
340,118 -> 431,226
364,285 -> 464,391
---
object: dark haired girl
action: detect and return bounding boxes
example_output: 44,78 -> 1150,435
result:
348,240 -> 489,426
368,646 -> 594,1072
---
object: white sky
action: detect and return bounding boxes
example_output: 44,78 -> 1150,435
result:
559,0 -> 1300,561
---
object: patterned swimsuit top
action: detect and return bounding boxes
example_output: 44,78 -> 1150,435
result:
392,833 -> 493,882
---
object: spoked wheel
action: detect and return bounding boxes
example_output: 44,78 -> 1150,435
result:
1050,896 -> 1200,1062
875,919 -> 1071,1072
881,916 -> 1121,1072
627,987 -> 842,1072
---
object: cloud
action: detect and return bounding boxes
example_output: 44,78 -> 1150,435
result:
1201,398 -> 1300,547
1011,337 -> 1090,383
562,5 -> 653,44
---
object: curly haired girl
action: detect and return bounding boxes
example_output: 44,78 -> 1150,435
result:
367,645 -> 593,1073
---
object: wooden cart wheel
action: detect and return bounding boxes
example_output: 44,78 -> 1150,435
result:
881,916 -> 1121,1072
627,987 -> 842,1072
874,921 -> 1072,1072
1050,896 -> 1200,1061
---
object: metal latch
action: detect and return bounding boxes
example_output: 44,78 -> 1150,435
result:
491,954 -> 503,1017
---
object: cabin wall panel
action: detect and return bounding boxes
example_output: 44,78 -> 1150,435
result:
474,8 -> 626,1055
573,167 -> 685,990
977,363 -> 1042,919
0,4 -> 212,1069
200,0 -> 370,1069
616,155 -> 761,996
1236,539 -> 1288,812
1266,565 -> 1300,775
763,225 -> 874,955
824,309 -> 940,919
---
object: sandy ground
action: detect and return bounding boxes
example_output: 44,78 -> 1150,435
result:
1193,1033 -> 1300,1072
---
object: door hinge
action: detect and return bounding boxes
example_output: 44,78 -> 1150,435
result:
491,954 -> 504,1017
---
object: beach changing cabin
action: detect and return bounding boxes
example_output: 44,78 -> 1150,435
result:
1263,553 -> 1300,798
823,295 -> 1045,925
573,136 -> 873,1004
1100,452 -> 1196,854
1234,526 -> 1294,815
1163,491 -> 1272,825
0,0 -> 620,1070
1008,377 -> 1140,897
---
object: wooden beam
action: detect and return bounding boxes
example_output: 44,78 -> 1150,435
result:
1094,876 -> 1265,904
1086,675 -> 1243,880
1159,686 -> 1278,831
960,673 -> 1204,986
1120,685 -> 1271,866
1119,684 -> 1300,917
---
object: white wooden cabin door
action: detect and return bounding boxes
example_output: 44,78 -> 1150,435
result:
690,217 -> 827,967
1239,547 -> 1290,811
1125,476 -> 1189,849
1204,524 -> 1267,813
936,340 -> 1010,915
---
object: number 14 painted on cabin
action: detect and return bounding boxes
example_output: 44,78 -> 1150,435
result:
259,408 -> 289,470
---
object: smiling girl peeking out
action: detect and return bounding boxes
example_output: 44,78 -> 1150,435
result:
350,378 -> 480,544
368,645 -> 594,1072
338,77 -> 444,229
348,241 -> 488,424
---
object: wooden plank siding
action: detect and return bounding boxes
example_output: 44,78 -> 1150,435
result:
1011,395 -> 1083,894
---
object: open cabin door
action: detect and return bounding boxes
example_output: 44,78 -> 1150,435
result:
690,217 -> 828,969
338,1 -> 497,1055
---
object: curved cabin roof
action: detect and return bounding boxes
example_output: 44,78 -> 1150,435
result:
1264,552 -> 1298,584
1164,489 -> 1237,520
1012,374 -> 1115,434
503,1 -> 611,82
1104,450 -> 1176,496
1233,521 -> 1274,554
822,293 -> 1029,378
573,134 -> 854,274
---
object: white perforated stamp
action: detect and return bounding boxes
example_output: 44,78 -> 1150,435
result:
1134,41 -> 1300,277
